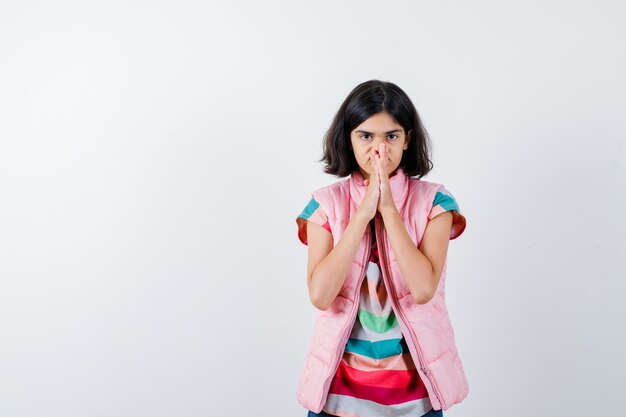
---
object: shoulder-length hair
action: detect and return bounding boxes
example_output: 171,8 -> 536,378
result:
319,79 -> 433,178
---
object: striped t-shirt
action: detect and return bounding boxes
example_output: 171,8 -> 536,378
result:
296,186 -> 466,417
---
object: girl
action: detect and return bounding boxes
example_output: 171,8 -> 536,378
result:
296,80 -> 468,417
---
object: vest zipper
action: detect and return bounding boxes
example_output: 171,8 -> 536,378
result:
375,214 -> 444,409
320,224 -> 372,408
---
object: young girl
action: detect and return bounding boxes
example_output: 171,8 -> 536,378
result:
295,80 -> 469,417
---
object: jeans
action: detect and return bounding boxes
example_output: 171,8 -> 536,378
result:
307,407 -> 443,417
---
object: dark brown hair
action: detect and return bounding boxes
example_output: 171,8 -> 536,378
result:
319,79 -> 433,178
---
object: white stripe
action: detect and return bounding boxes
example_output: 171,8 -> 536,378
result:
323,393 -> 433,417
361,262 -> 392,317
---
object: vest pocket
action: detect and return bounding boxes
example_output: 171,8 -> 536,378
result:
425,348 -> 468,410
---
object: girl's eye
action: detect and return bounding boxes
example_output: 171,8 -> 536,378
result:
359,134 -> 398,140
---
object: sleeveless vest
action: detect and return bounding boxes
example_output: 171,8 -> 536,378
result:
296,167 -> 469,413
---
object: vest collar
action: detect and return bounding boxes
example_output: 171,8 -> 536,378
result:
349,166 -> 410,213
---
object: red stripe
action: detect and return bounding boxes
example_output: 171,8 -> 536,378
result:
328,361 -> 429,405
336,360 -> 417,388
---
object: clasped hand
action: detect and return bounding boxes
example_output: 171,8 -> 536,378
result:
360,143 -> 396,221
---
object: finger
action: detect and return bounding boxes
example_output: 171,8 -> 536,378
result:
379,150 -> 389,177
375,152 -> 384,176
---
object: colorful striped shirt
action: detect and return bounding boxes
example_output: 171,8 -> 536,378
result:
296,186 -> 466,417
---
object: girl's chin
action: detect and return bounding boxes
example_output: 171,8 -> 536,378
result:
363,159 -> 392,174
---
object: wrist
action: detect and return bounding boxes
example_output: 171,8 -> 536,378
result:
380,205 -> 399,219
353,210 -> 372,228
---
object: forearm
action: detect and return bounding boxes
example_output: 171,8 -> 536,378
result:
380,207 -> 434,304
309,213 -> 370,310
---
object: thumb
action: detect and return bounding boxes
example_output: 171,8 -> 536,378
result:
364,179 -> 369,186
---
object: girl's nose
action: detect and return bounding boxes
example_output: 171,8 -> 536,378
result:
371,142 -> 386,153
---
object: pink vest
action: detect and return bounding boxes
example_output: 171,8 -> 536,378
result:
297,167 -> 469,413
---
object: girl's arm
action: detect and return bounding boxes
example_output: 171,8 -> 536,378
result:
381,207 -> 453,304
305,212 -> 370,311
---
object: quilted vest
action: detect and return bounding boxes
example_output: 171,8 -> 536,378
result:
296,167 -> 469,413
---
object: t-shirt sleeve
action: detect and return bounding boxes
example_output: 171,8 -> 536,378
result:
428,186 -> 467,240
296,196 -> 331,246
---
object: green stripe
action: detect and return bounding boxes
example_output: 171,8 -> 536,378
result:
358,309 -> 398,333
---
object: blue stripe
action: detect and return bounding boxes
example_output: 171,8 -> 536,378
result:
433,190 -> 460,213
297,197 -> 319,220
345,337 -> 409,359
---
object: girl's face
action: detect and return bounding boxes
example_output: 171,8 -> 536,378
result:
350,111 -> 412,181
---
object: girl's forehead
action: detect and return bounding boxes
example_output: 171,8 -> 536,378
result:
353,121 -> 403,134
354,112 -> 402,130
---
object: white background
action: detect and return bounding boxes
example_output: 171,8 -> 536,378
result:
1,1 -> 625,416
